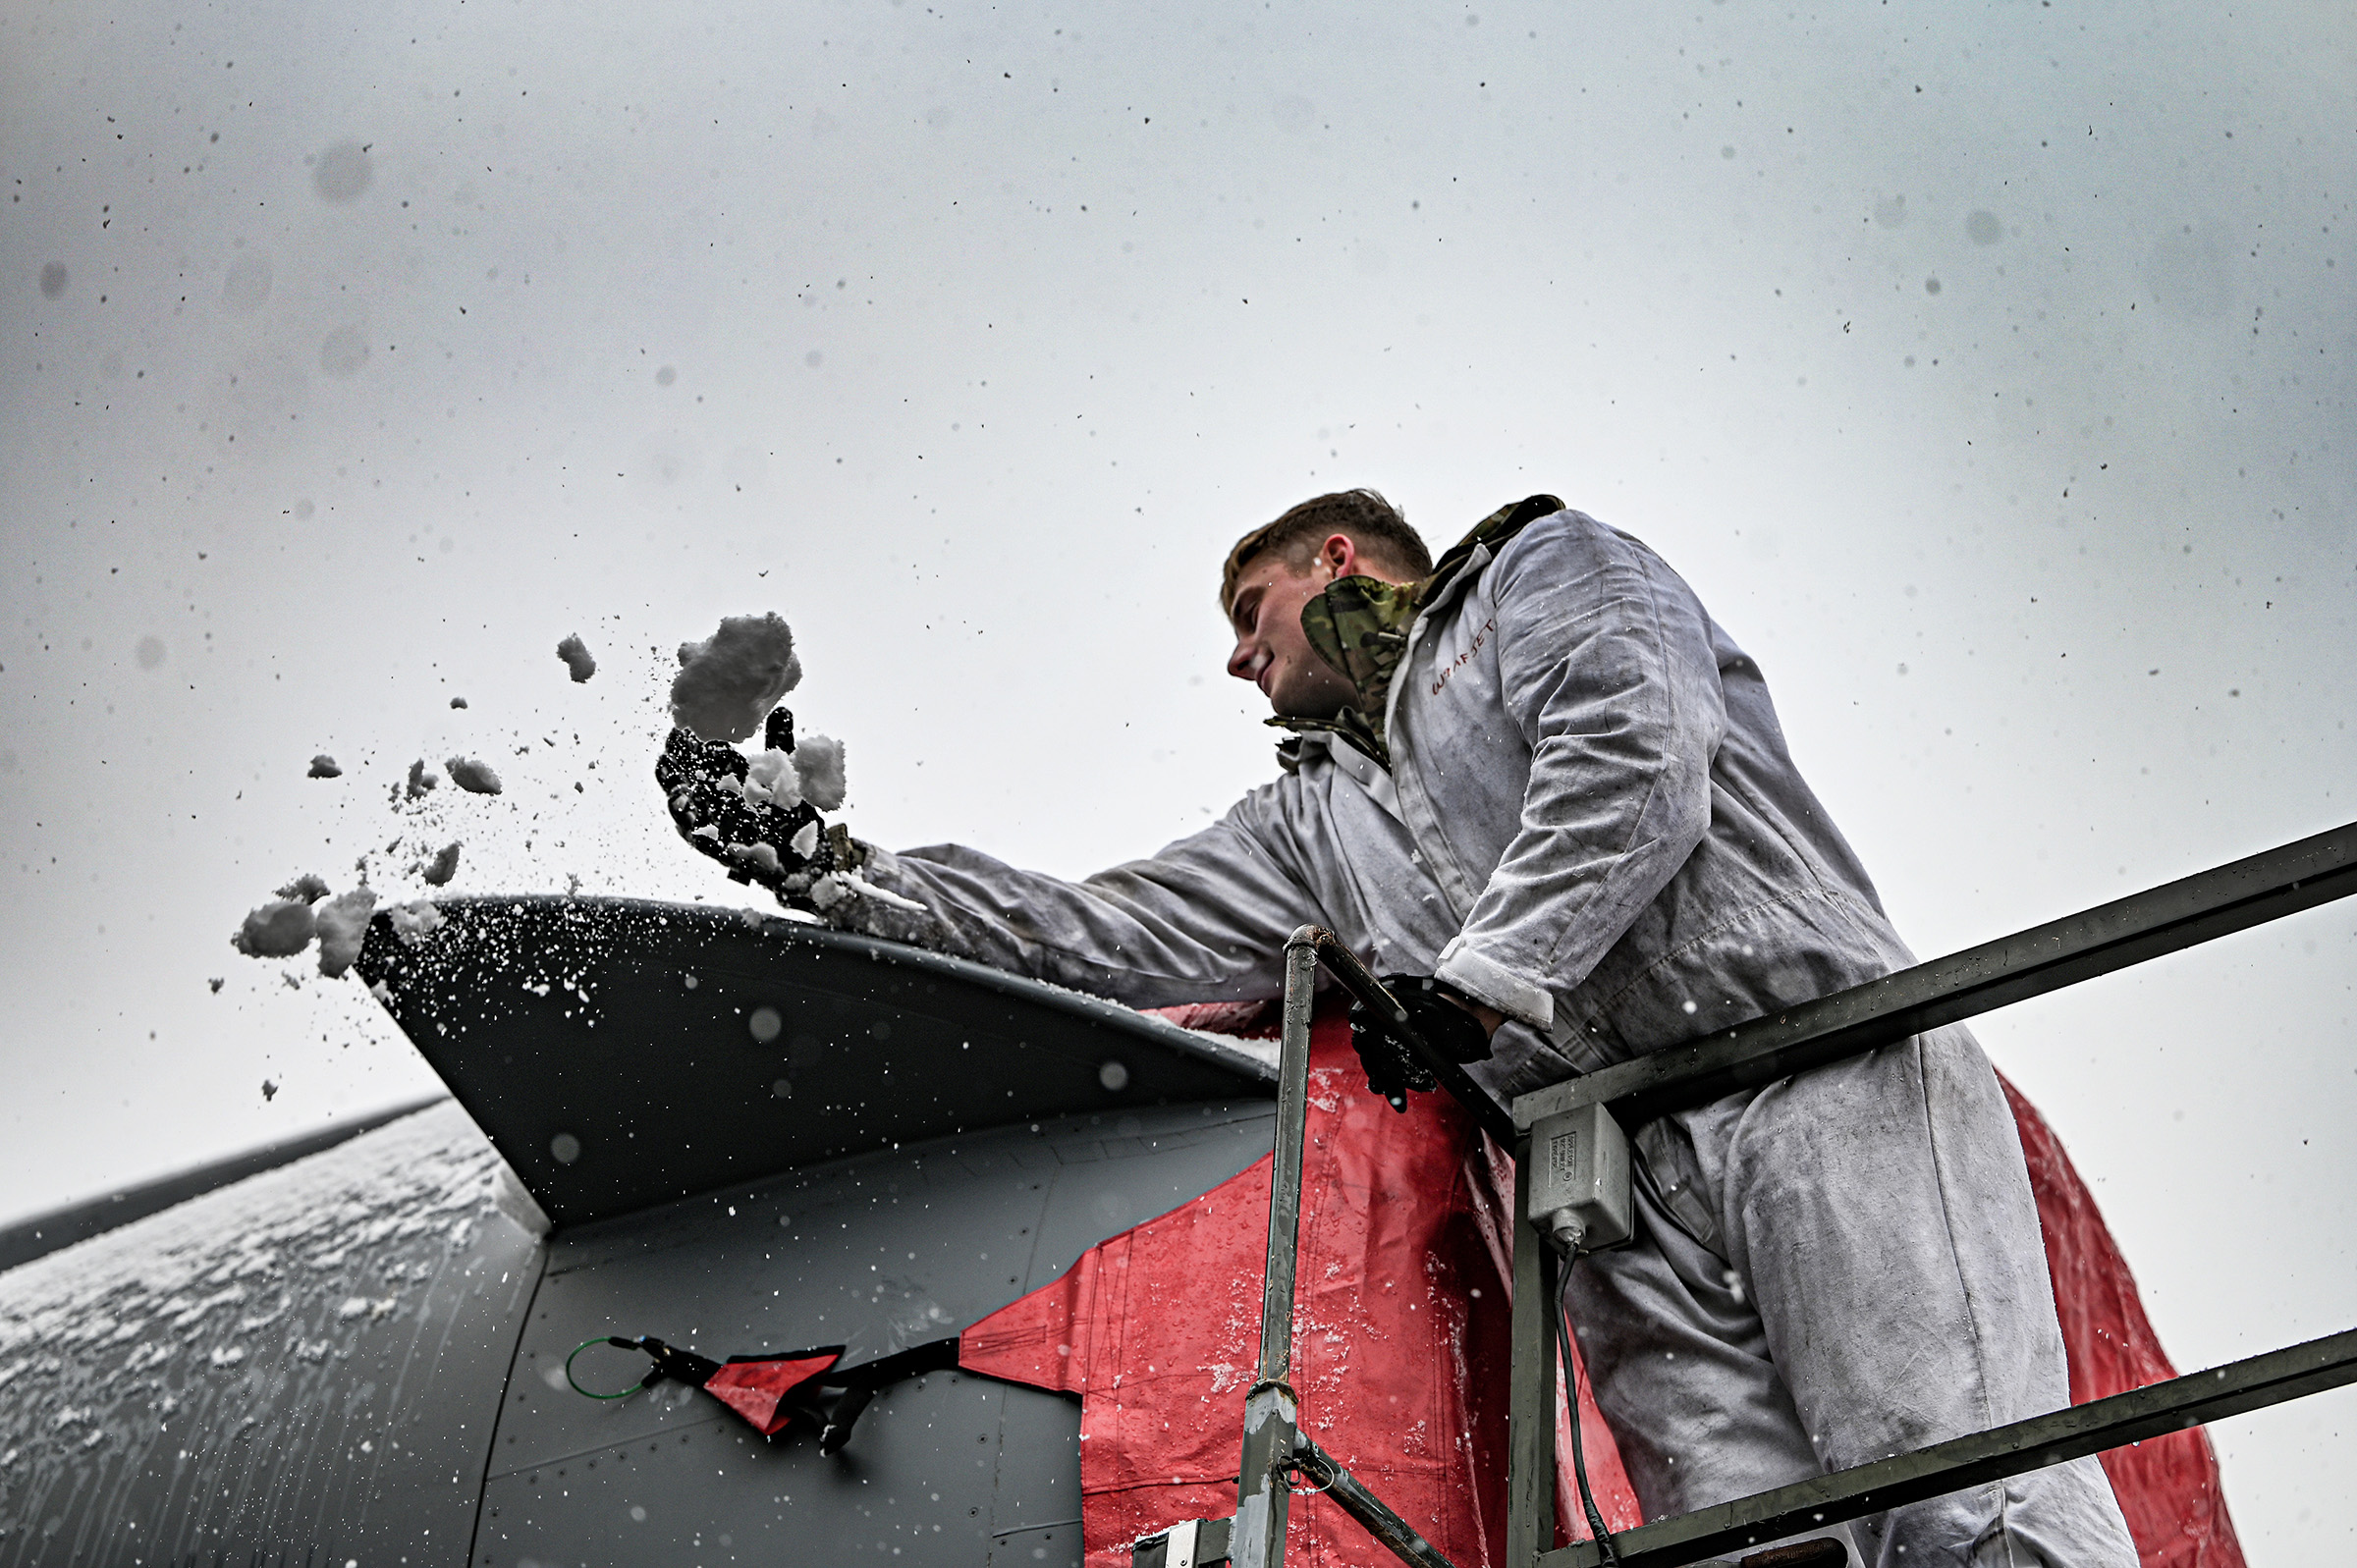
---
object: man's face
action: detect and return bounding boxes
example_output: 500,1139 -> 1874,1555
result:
1225,548 -> 1359,719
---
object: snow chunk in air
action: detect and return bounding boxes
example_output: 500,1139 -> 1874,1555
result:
446,756 -> 503,794
556,632 -> 597,683
405,759 -> 438,799
313,888 -> 377,977
420,841 -> 462,886
387,900 -> 445,943
307,754 -> 342,779
275,872 -> 331,902
670,613 -> 800,742
794,732 -> 847,811
232,899 -> 316,958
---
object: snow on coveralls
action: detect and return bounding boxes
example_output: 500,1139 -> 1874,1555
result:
836,498 -> 2142,1567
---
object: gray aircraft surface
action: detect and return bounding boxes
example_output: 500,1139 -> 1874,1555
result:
0,895 -> 1283,1565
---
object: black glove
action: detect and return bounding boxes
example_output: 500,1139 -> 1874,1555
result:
1349,974 -> 1495,1113
655,707 -> 835,893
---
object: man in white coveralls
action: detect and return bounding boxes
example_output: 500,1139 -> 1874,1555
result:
662,489 -> 2139,1566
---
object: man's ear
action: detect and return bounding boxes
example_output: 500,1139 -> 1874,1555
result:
1319,532 -> 1360,578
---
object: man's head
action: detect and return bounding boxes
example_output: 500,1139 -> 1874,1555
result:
1221,489 -> 1432,718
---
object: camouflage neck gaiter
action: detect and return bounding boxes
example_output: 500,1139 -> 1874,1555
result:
1269,494 -> 1563,772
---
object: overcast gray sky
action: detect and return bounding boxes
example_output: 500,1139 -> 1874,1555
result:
3,0 -> 2350,1555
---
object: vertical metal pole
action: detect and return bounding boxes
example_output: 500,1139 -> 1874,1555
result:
1233,930 -> 1321,1568
1505,1138 -> 1560,1567
1259,933 -> 1319,1385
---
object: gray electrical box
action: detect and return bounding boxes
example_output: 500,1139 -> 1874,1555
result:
1526,1101 -> 1634,1256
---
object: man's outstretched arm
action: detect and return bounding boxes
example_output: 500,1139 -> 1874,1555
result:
653,703 -> 1327,1006
841,792 -> 1329,1009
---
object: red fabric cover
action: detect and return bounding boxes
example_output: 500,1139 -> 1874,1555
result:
961,1004 -> 1518,1566
701,1351 -> 842,1436
2001,1075 -> 2245,1568
961,1000 -> 2241,1568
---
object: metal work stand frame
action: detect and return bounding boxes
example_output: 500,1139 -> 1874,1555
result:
1135,820 -> 2357,1568
1135,929 -> 1501,1568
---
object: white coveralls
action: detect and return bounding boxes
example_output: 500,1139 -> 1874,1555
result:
838,506 -> 2139,1567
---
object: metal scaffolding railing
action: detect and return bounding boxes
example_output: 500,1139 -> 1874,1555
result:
1132,819 -> 2357,1568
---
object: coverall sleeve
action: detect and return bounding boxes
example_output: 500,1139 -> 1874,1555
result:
1431,522 -> 1728,1029
846,784 -> 1325,1008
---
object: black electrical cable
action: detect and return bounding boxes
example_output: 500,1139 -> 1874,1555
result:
1557,1254 -> 1623,1567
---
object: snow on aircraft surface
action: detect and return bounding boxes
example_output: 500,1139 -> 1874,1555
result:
0,895 -> 1282,1565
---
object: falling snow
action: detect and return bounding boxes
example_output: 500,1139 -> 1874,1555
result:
670,613 -> 800,742
555,633 -> 597,683
231,899 -> 316,959
311,889 -> 377,978
445,756 -> 503,795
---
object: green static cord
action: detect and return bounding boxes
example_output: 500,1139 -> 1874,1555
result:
565,1336 -> 644,1399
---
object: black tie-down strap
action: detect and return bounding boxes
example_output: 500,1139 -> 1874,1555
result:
567,1332 -> 961,1454
804,1338 -> 963,1452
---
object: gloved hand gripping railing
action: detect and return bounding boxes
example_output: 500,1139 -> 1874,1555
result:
1306,929 -> 1519,1148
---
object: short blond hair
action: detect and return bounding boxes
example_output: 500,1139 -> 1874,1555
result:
1219,489 -> 1431,614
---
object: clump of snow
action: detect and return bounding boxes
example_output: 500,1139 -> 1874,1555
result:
726,840 -> 783,878
742,748 -> 802,810
446,756 -> 502,794
208,976 -> 225,993
312,888 -> 377,977
405,759 -> 438,799
789,820 -> 820,859
794,732 -> 848,811
450,695 -> 468,709
387,900 -> 445,943
232,899 -> 316,958
802,872 -> 919,915
733,734 -> 846,816
669,613 -> 801,742
307,754 -> 342,779
275,872 -> 331,902
420,841 -> 462,887
556,632 -> 597,682
847,876 -> 927,913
